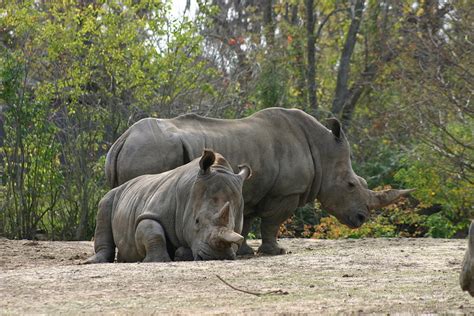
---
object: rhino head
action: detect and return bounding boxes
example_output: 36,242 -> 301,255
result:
318,118 -> 414,228
187,150 -> 251,261
460,221 -> 474,297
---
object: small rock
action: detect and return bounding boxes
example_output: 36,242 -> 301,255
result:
69,254 -> 82,260
40,254 -> 55,259
23,241 -> 39,246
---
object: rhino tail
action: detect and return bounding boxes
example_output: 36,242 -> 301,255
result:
105,129 -> 131,188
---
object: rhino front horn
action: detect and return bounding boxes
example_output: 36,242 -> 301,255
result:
367,188 -> 415,210
219,229 -> 244,246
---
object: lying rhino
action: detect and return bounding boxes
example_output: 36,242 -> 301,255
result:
460,221 -> 474,296
85,150 -> 251,263
105,107 -> 412,255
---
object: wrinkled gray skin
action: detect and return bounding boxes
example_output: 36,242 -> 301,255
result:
106,107 -> 413,255
460,221 -> 474,297
85,150 -> 251,263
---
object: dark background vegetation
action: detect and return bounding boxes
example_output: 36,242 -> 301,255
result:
0,0 -> 472,241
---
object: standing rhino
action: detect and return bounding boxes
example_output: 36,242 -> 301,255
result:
460,221 -> 474,296
85,150 -> 251,263
106,107 -> 412,255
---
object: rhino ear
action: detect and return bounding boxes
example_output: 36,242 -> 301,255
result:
199,149 -> 215,175
237,164 -> 252,181
326,118 -> 343,141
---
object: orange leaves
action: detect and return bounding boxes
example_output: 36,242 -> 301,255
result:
227,36 -> 245,46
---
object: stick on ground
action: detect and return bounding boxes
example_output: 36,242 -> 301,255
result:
216,274 -> 289,297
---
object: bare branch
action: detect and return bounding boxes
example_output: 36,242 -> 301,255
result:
216,275 -> 289,297
315,8 -> 348,42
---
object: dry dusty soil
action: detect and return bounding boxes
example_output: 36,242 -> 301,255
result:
1,237 -> 473,314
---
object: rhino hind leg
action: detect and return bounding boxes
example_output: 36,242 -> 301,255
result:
135,219 -> 171,262
258,221 -> 287,255
258,194 -> 300,255
84,195 -> 116,264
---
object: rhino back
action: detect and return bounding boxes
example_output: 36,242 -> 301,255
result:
169,108 -> 319,208
114,118 -> 188,185
113,108 -> 326,211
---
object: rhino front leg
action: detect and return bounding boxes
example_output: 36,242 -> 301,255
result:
135,219 -> 171,262
258,195 -> 299,255
84,196 -> 116,264
174,247 -> 194,261
237,215 -> 256,256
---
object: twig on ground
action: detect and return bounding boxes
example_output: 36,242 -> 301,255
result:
216,274 -> 289,297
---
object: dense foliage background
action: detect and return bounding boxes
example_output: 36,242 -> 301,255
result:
1,0 -> 472,240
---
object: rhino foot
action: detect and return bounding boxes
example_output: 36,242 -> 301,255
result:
257,243 -> 287,256
174,247 -> 194,261
82,253 -> 113,264
236,242 -> 255,256
143,253 -> 171,263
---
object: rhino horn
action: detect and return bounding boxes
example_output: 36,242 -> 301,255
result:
238,164 -> 252,180
219,229 -> 244,246
213,202 -> 231,227
367,188 -> 415,210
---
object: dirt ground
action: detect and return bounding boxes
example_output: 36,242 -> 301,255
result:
0,237 -> 472,314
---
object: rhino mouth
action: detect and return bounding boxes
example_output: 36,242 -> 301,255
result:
194,244 -> 237,261
341,209 -> 368,229
194,251 -> 236,261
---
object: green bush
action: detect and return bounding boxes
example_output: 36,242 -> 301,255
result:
394,152 -> 472,238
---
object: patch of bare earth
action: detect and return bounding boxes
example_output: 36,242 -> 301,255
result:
0,238 -> 472,314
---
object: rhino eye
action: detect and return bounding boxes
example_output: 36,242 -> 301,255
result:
195,218 -> 200,225
348,182 -> 356,188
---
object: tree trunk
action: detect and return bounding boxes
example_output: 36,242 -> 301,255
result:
263,0 -> 274,47
294,6 -> 307,105
331,0 -> 365,116
305,0 -> 317,114
340,49 -> 397,128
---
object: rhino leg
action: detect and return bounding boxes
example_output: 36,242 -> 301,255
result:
258,195 -> 299,255
135,219 -> 171,262
174,247 -> 194,261
460,222 -> 474,296
84,196 -> 116,264
237,215 -> 256,256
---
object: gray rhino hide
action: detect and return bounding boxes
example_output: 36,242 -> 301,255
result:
106,107 -> 412,255
460,221 -> 474,297
86,151 -> 247,263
